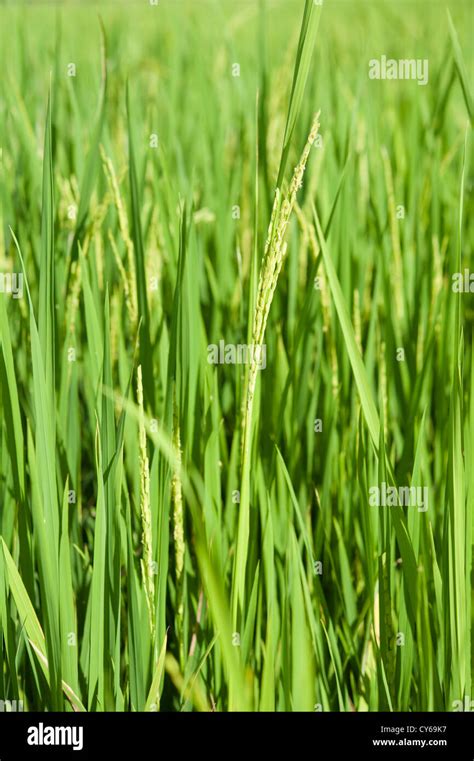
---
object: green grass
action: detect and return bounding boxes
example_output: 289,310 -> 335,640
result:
0,0 -> 472,712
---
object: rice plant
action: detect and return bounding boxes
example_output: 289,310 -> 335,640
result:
0,0 -> 472,713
